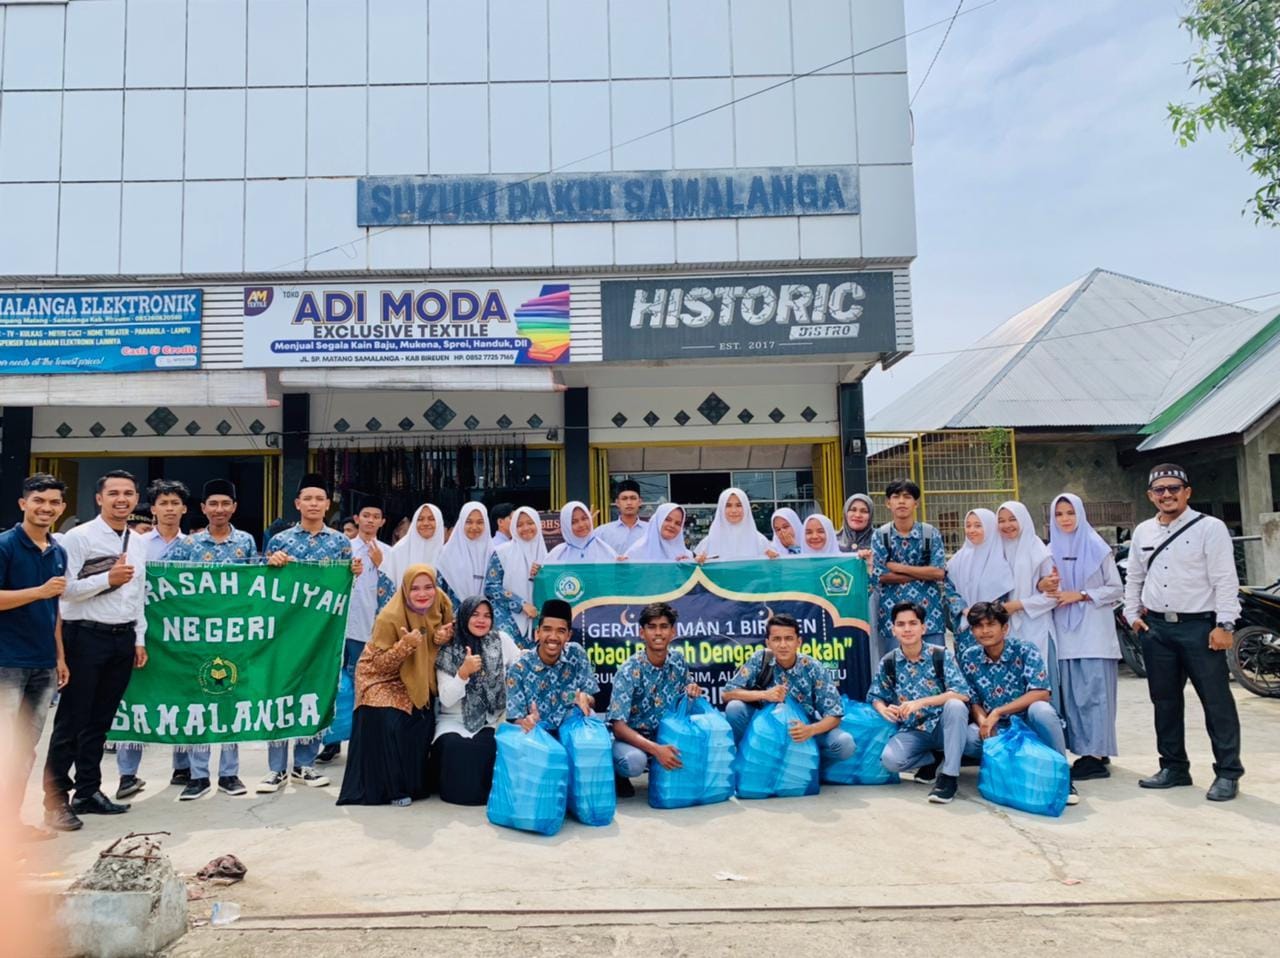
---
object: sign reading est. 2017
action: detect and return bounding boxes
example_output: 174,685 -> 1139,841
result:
357,165 -> 858,226
600,271 -> 898,361
0,289 -> 202,376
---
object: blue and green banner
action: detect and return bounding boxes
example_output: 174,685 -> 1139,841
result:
532,557 -> 871,709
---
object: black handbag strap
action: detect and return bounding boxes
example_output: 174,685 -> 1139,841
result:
752,650 -> 776,690
1144,514 -> 1206,570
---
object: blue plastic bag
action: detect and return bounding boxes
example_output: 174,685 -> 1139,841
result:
821,697 -> 900,786
559,711 -> 616,826
688,698 -> 735,805
487,722 -> 569,835
649,697 -> 706,809
322,670 -> 354,745
732,698 -> 820,799
978,715 -> 1070,817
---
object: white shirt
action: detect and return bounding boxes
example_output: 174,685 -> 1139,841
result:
596,517 -> 648,555
1123,507 -> 1240,623
345,535 -> 382,643
141,527 -> 187,562
59,516 -> 149,647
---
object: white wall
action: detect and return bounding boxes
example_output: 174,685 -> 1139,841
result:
0,0 -> 913,278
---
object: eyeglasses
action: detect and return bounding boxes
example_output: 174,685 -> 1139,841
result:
1150,484 -> 1185,496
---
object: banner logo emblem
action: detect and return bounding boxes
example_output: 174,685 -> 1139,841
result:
198,656 -> 239,695
820,566 -> 852,597
244,288 -> 274,316
554,573 -> 583,601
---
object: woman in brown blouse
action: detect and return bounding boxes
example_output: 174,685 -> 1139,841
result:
337,564 -> 454,806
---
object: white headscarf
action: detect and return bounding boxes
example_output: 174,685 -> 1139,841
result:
698,487 -> 767,561
496,506 -> 548,637
999,500 -> 1053,600
435,502 -> 493,598
947,508 -> 1015,606
547,501 -> 618,563
626,502 -> 692,562
1048,493 -> 1112,632
383,503 -> 444,585
801,514 -> 842,555
769,507 -> 803,555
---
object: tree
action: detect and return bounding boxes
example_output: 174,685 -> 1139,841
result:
1168,0 -> 1280,224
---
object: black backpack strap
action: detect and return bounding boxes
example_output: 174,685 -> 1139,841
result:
880,650 -> 897,691
930,646 -> 947,691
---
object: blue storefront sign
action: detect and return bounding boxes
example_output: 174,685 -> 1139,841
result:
0,289 -> 202,376
357,165 -> 858,227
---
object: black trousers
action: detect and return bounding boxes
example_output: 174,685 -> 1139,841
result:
42,622 -> 136,807
1142,618 -> 1244,780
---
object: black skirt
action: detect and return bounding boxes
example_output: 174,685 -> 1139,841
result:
336,705 -> 434,806
433,727 -> 497,806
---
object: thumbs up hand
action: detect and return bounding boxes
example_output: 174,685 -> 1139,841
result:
459,646 -> 483,679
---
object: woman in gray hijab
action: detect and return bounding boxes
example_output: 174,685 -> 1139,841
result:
837,494 -> 875,557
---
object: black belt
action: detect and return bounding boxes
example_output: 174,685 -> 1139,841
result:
73,620 -> 137,635
1146,610 -> 1215,623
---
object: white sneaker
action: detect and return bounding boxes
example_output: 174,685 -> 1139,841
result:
1066,784 -> 1080,806
291,765 -> 330,788
256,771 -> 287,793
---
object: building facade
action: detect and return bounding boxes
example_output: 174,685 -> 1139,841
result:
0,0 -> 915,540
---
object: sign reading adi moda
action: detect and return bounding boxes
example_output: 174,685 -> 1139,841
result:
241,281 -> 572,367
108,562 -> 351,746
531,557 -> 872,710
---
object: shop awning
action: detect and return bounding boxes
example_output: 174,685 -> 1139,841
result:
277,368 -> 565,392
0,371 -> 272,407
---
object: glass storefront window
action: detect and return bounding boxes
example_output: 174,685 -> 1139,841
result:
731,471 -> 775,503
611,469 -> 819,540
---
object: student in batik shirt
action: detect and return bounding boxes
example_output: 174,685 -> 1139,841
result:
606,601 -> 704,797
505,599 -> 599,731
870,479 -> 949,648
959,602 -> 1079,806
869,601 -> 970,805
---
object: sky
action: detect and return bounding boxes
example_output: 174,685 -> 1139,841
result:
863,0 -> 1280,416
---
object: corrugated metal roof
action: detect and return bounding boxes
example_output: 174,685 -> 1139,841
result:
869,269 -> 1256,431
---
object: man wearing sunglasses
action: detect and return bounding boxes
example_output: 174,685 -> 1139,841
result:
1123,464 -> 1242,802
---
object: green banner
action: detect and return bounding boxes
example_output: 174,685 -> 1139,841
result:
108,561 -> 351,745
531,557 -> 872,710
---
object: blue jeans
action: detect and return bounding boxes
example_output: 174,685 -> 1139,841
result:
613,740 -> 648,778
117,746 -> 190,777
965,700 -> 1066,757
0,667 -> 55,815
268,739 -> 321,773
881,698 -> 973,777
189,745 -> 240,779
724,700 -> 856,766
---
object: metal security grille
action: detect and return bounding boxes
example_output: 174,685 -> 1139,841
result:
865,429 -> 1019,551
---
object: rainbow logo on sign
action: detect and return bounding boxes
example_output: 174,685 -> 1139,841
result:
514,285 -> 571,365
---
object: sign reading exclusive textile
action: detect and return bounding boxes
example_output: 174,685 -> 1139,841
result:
601,271 -> 898,361
241,282 -> 571,366
108,562 -> 351,745
357,166 -> 858,226
0,289 -> 201,376
531,557 -> 871,711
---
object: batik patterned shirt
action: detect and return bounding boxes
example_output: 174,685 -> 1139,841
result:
958,637 -> 1049,722
606,648 -> 690,737
505,642 -> 600,727
866,644 -> 968,733
168,526 -> 259,563
266,524 -> 353,562
723,649 -> 843,723
871,522 -> 949,640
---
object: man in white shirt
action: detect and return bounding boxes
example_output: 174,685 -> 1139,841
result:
1124,463 -> 1243,802
42,470 -> 149,828
490,502 -> 515,546
596,480 -> 648,555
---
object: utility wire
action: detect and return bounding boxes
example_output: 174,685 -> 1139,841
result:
911,1 -> 966,107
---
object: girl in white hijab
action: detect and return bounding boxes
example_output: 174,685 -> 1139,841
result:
545,501 -> 619,563
484,506 -> 548,648
625,502 -> 693,562
801,514 -> 842,556
435,502 -> 494,606
694,488 -> 769,562
996,500 -> 1059,669
768,508 -> 803,558
383,503 -> 445,585
946,508 -> 1016,655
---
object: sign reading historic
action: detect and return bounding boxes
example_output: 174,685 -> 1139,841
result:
531,557 -> 871,711
0,289 -> 202,376
357,165 -> 859,226
241,282 -> 571,367
108,561 -> 351,746
600,271 -> 898,361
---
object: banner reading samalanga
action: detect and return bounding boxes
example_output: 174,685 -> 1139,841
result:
108,561 -> 351,746
531,556 -> 871,710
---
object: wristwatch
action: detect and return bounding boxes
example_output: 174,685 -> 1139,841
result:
1216,622 -> 1235,632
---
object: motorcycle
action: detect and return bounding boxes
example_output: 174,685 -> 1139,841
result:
1113,546 -> 1147,678
1230,580 -> 1280,698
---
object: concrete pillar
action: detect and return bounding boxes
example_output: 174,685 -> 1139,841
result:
281,393 -> 310,522
1259,512 -> 1280,587
1237,434 -> 1275,584
0,406 -> 33,528
564,387 -> 589,505
838,382 -> 868,501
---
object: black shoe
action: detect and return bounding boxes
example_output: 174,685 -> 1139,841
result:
1206,777 -> 1238,802
315,743 -> 341,765
170,768 -> 191,787
44,805 -> 83,832
219,775 -> 248,796
614,774 -> 635,798
115,775 -> 146,800
179,778 -> 212,801
1138,768 -> 1194,789
1071,756 -> 1111,781
913,762 -> 940,785
71,791 -> 130,815
928,773 -> 958,804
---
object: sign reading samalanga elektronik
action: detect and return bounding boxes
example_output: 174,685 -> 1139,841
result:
240,282 -> 571,367
357,165 -> 858,226
600,271 -> 897,362
0,289 -> 202,376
